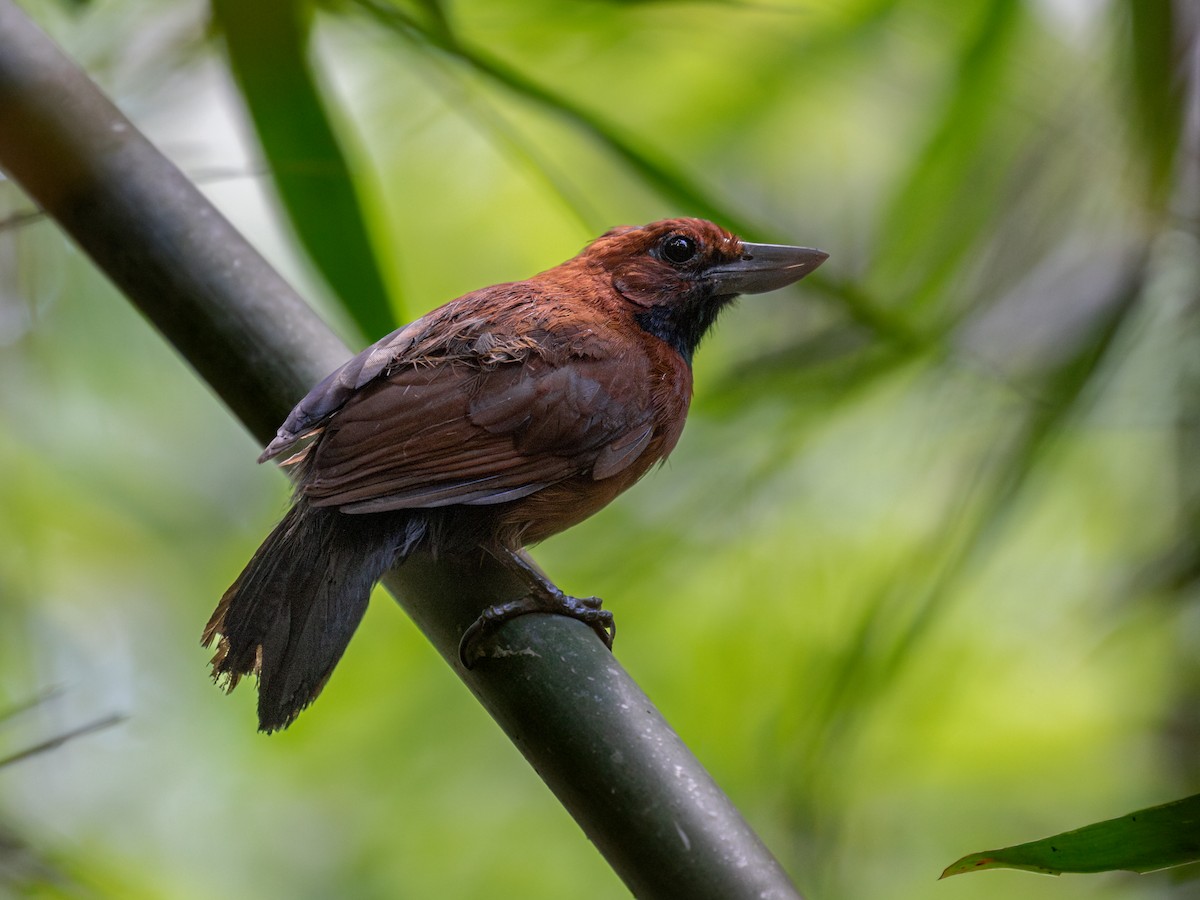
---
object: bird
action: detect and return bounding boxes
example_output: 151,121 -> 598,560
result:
202,217 -> 827,732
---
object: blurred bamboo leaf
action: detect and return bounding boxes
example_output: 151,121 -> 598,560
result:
212,0 -> 398,337
0,824 -> 65,896
1122,0 -> 1184,207
870,0 -> 1024,322
349,0 -> 917,346
942,793 -> 1200,877
351,0 -> 744,229
782,257 -> 1147,807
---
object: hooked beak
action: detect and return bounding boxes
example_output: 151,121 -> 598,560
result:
705,242 -> 828,296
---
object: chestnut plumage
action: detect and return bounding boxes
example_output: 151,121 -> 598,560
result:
203,218 -> 827,731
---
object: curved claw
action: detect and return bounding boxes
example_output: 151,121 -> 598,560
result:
569,596 -> 616,650
459,592 -> 616,668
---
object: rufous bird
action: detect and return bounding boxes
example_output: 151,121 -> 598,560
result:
203,218 -> 827,731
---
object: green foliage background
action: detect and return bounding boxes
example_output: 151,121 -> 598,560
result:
1,0 -> 1198,897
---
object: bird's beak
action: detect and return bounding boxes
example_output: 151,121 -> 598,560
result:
705,242 -> 829,296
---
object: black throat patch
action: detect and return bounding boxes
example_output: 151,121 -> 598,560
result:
634,295 -> 731,365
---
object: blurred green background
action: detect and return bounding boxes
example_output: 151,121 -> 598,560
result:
2,0 -> 1198,897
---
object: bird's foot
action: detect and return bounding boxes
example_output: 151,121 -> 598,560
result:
459,588 -> 615,668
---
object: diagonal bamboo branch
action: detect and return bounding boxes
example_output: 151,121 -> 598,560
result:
0,3 -> 803,897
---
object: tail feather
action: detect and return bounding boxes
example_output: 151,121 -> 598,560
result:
203,501 -> 423,732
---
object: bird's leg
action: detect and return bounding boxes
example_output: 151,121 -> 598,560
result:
459,548 -> 615,667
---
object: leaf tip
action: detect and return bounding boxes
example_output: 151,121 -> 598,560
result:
940,854 -> 996,879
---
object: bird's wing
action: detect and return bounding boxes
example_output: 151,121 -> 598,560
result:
291,311 -> 659,513
259,293 -> 499,463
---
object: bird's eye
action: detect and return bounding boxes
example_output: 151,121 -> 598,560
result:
660,234 -> 698,265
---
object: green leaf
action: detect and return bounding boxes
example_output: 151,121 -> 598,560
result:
942,793 -> 1200,877
869,0 -> 1024,322
1122,0 -> 1184,207
212,0 -> 397,338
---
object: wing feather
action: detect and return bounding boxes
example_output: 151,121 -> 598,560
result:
282,296 -> 662,513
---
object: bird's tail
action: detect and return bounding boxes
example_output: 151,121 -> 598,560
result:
202,501 -> 423,732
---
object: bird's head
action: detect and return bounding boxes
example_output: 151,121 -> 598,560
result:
578,218 -> 827,364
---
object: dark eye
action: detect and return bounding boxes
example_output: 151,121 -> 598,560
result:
660,234 -> 698,265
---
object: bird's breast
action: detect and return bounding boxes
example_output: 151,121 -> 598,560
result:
497,347 -> 692,546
